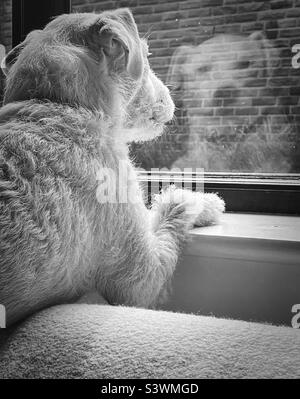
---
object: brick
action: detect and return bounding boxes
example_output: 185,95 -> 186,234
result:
235,107 -> 259,115
237,88 -> 259,97
189,116 -> 222,126
89,1 -> 117,10
212,6 -> 237,16
266,30 -> 278,39
279,97 -> 299,105
200,16 -> 226,26
212,90 -> 234,99
179,18 -> 203,28
269,77 -> 299,86
162,11 -> 186,22
290,67 -> 300,76
180,0 -> 222,9
286,8 -> 300,17
238,2 -> 270,13
290,87 -> 300,95
245,78 -> 267,87
260,87 -> 289,96
216,108 -> 234,116
184,99 -> 203,107
280,48 -> 292,57
188,108 -> 214,116
261,106 -> 290,115
265,20 -> 280,30
225,0 -> 253,3
241,22 -> 264,32
277,18 -> 297,29
203,99 -> 222,107
258,10 -> 287,20
215,24 -> 242,34
225,13 -> 257,23
272,68 -> 291,77
224,98 -> 253,107
186,8 -> 211,18
139,0 -> 163,4
178,1 -> 202,10
137,14 -> 163,24
270,0 -> 293,9
133,6 -> 154,15
118,0 -> 138,7
252,97 -> 277,106
153,3 -> 178,13
289,38 -> 300,46
274,38 -> 291,48
279,28 -> 300,37
156,30 -> 183,40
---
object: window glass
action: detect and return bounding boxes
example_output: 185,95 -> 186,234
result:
10,0 -> 300,174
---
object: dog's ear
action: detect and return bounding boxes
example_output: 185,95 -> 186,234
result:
97,8 -> 144,80
1,42 -> 25,77
1,31 -> 42,77
166,45 -> 192,91
249,31 -> 280,72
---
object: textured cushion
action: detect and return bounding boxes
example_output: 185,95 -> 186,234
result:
0,304 -> 299,379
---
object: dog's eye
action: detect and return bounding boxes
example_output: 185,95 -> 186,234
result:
197,65 -> 211,74
237,60 -> 251,69
111,38 -> 118,49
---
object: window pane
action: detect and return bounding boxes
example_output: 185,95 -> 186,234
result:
68,3 -> 300,172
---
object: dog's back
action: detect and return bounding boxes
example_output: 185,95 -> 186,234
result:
0,100 -> 113,323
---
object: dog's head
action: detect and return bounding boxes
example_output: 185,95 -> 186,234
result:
1,9 -> 174,141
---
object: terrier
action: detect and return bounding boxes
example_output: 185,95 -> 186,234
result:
0,8 -> 224,326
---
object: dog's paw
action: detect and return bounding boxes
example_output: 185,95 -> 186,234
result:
193,193 -> 225,227
153,186 -> 225,227
154,185 -> 204,223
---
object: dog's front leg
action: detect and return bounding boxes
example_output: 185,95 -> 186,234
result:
95,185 -> 224,309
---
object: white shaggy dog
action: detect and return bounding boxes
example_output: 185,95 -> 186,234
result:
0,8 -> 224,326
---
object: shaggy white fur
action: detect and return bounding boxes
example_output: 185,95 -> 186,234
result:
0,8 -> 224,327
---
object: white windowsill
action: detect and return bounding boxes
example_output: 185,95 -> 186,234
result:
185,213 -> 300,265
163,213 -> 300,325
191,213 -> 300,243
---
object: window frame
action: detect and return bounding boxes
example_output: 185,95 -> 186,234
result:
12,0 -> 71,47
10,0 -> 300,216
138,171 -> 300,215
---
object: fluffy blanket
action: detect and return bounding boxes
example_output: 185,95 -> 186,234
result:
0,304 -> 299,379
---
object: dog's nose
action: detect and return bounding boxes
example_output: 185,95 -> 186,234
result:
153,95 -> 175,123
